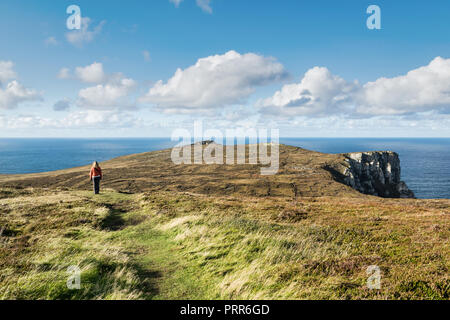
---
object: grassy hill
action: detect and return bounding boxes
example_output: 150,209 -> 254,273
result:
0,144 -> 365,197
0,144 -> 448,299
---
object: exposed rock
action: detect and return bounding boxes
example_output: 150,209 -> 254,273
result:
327,151 -> 415,198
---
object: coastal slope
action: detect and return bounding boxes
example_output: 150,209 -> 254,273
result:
0,144 -> 414,198
0,144 -> 448,300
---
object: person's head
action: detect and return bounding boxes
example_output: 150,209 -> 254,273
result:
92,161 -> 100,169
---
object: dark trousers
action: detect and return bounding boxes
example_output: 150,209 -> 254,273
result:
93,177 -> 101,194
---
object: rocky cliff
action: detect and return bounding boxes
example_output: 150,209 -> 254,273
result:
327,151 -> 415,198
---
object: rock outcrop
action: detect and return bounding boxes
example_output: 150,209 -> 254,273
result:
327,151 -> 415,198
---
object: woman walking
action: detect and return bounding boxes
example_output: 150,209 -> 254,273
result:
90,161 -> 103,194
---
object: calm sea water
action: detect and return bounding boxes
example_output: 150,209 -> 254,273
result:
0,138 -> 449,199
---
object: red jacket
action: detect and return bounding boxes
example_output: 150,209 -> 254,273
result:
90,167 -> 102,179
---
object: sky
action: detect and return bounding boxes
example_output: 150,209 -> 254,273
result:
1,0 -> 450,137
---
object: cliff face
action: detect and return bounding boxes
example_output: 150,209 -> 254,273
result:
330,151 -> 415,198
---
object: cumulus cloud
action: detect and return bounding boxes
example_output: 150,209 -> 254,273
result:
0,81 -> 41,110
0,61 -> 41,109
66,17 -> 105,47
75,62 -> 106,83
53,98 -> 71,111
58,62 -> 105,83
257,67 -> 357,116
258,56 -> 450,117
0,61 -> 17,84
77,76 -> 137,110
140,50 -> 287,113
357,56 -> 450,115
57,62 -> 137,110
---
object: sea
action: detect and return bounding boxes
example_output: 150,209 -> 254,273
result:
0,138 -> 449,199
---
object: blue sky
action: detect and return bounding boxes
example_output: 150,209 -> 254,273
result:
1,0 -> 450,137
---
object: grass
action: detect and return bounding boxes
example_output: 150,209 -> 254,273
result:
0,144 -> 367,198
0,187 -> 448,300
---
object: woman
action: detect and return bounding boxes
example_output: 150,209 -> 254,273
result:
89,161 -> 103,194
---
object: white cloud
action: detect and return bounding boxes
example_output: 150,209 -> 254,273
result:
0,114 -> 53,129
140,50 -> 287,113
257,66 -> 357,116
58,62 -> 137,110
62,110 -> 140,128
0,81 -> 41,110
78,76 -> 137,110
196,0 -> 213,13
0,61 -> 41,109
143,50 -> 151,62
0,111 -> 140,129
75,62 -> 105,83
57,67 -> 71,79
259,57 -> 450,117
0,61 -> 17,84
66,17 -> 105,47
357,56 -> 450,115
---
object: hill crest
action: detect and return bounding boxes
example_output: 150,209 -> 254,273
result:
0,144 -> 414,199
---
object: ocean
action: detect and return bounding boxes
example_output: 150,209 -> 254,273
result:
0,138 -> 449,199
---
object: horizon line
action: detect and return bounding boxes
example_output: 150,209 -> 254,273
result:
0,137 -> 450,139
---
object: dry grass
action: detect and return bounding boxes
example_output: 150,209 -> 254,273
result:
0,144 -> 448,300
0,144 -> 363,198
0,188 -> 448,299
